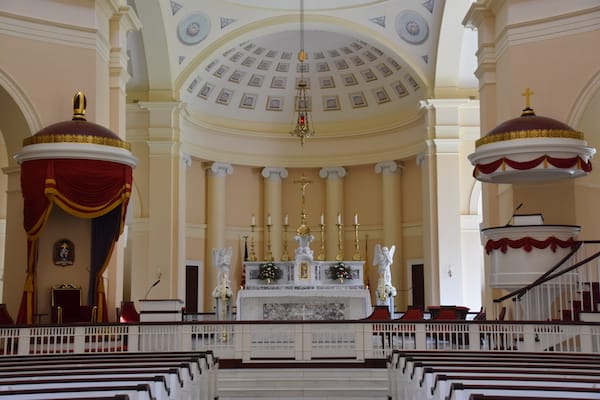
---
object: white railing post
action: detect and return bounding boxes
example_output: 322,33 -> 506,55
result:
73,326 -> 85,353
415,323 -> 426,349
579,325 -> 593,353
242,324 -> 251,361
127,324 -> 139,352
522,324 -> 536,351
363,322 -> 374,359
355,322 -> 365,361
181,324 -> 192,350
17,327 -> 30,355
468,323 -> 480,351
302,323 -> 311,361
233,323 -> 244,359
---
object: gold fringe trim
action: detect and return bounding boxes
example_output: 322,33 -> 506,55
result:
475,129 -> 584,148
23,134 -> 131,150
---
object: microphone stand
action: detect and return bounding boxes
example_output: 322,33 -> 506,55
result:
144,279 -> 161,300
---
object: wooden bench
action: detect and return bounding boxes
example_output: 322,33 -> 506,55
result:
447,382 -> 600,400
0,351 -> 217,400
0,376 -> 169,400
432,374 -> 600,400
0,383 -> 154,400
388,350 -> 600,400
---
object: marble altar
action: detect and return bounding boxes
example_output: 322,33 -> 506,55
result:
237,260 -> 371,320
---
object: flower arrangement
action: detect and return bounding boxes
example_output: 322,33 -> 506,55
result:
330,262 -> 352,282
377,280 -> 397,302
211,285 -> 233,300
258,262 -> 281,283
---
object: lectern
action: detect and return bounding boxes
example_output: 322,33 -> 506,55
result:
138,299 -> 183,322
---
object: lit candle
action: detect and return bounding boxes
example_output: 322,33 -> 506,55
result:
320,213 -> 324,225
267,214 -> 272,225
284,214 -> 288,225
337,213 -> 341,225
354,213 -> 358,225
251,214 -> 256,226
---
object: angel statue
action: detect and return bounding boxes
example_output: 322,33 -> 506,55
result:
211,247 -> 233,320
373,244 -> 397,313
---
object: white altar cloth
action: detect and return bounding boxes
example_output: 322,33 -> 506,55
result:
236,288 -> 372,320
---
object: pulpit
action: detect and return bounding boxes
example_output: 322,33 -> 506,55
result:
138,299 -> 184,322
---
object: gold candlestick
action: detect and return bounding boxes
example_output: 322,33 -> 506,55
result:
281,223 -> 290,261
352,223 -> 361,260
335,223 -> 344,261
248,225 -> 257,261
317,223 -> 326,260
265,223 -> 274,261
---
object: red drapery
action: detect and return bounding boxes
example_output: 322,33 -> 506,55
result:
474,155 -> 592,177
17,158 -> 132,324
485,236 -> 577,255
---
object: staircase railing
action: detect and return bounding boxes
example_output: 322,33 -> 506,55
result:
494,240 -> 600,321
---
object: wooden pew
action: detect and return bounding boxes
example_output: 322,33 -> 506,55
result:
0,376 -> 169,400
0,383 -> 154,400
447,382 -> 600,400
0,351 -> 216,400
388,350 -> 600,400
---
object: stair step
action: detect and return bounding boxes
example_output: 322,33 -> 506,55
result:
217,367 -> 388,400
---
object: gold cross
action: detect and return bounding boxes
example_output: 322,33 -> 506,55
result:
521,88 -> 534,108
293,174 -> 311,205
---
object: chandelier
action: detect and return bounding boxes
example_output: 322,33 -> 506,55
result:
289,0 -> 314,146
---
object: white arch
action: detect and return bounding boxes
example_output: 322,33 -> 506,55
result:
0,67 -> 42,134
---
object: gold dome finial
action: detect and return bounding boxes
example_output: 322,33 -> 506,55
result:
521,87 -> 536,116
72,92 -> 87,121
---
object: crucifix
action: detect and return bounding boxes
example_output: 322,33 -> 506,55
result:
294,174 -> 311,235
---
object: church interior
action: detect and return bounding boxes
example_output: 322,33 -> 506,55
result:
0,0 -> 599,399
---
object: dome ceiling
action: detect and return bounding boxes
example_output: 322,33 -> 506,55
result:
180,29 -> 427,132
127,0 -> 454,137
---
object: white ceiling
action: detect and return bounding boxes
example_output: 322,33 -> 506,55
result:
127,0 -> 478,136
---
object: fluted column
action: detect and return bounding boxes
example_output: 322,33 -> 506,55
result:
319,167 -> 347,260
375,161 -> 404,307
205,162 -> 233,311
261,167 -> 288,260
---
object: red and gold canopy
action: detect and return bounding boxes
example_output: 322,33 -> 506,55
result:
14,92 -> 136,324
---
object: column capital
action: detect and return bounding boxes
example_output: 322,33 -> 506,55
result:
209,162 -> 233,177
261,167 -> 288,180
375,161 -> 403,175
319,166 -> 346,179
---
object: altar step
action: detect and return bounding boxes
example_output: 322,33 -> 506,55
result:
217,366 -> 389,399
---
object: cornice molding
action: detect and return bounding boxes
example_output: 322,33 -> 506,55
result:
0,11 -> 96,49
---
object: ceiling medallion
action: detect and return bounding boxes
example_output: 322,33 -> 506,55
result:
395,10 -> 429,45
177,13 -> 210,45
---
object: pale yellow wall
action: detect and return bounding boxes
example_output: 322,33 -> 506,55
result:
186,158 -> 205,225
0,36 -> 98,129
